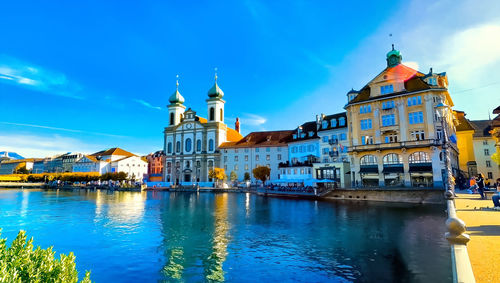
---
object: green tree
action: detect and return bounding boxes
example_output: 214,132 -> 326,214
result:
244,172 -> 251,181
0,229 -> 91,282
252,166 -> 270,185
16,165 -> 29,174
229,171 -> 238,182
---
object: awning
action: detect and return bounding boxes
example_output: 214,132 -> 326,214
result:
359,166 -> 378,173
409,163 -> 432,172
382,166 -> 404,173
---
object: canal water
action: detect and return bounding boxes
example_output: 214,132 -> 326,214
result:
0,189 -> 452,282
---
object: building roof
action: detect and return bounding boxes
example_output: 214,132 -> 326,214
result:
317,112 -> 347,132
219,130 -> 294,148
469,120 -> 493,138
90,148 -> 137,157
493,106 -> 500,114
226,128 -> 243,142
455,111 -> 476,132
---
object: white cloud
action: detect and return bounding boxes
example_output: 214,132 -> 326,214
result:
0,133 -> 103,158
240,113 -> 267,126
0,121 -> 128,138
133,99 -> 162,110
0,55 -> 84,99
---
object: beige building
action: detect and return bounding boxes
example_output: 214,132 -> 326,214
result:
345,46 -> 458,188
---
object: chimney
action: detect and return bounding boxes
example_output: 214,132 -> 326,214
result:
235,117 -> 240,133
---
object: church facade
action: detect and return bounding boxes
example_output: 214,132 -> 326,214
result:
163,76 -> 242,185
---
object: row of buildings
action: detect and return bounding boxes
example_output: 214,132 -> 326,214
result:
152,46 -> 499,189
0,148 -> 148,181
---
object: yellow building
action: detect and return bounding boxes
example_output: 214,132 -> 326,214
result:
454,111 -> 477,177
345,46 -> 458,188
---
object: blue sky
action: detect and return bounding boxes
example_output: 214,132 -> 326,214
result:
1,0 -> 500,157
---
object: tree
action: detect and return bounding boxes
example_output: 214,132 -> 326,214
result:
0,230 -> 91,282
15,165 -> 29,174
229,171 -> 238,182
252,166 -> 270,184
244,172 -> 251,181
209,168 -> 226,188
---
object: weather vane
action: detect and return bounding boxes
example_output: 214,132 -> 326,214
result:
214,67 -> 218,82
176,74 -> 179,90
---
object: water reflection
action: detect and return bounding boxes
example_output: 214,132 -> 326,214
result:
94,190 -> 147,224
204,194 -> 229,281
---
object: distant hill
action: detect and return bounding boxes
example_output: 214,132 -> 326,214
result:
0,151 -> 25,160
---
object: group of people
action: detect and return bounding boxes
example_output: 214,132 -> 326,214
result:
465,173 -> 500,210
266,184 -> 317,194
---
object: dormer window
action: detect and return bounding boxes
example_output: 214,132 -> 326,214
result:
331,119 -> 337,127
380,84 -> 394,95
293,134 -> 297,139
322,120 -> 328,129
308,131 -> 314,137
428,77 -> 437,86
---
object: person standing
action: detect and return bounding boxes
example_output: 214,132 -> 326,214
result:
476,173 -> 486,200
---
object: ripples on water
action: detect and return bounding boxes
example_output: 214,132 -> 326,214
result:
0,189 -> 452,282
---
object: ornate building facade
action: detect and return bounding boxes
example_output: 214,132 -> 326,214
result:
345,46 -> 458,188
163,76 -> 242,184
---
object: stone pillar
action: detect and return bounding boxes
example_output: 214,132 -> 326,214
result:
378,152 -> 384,187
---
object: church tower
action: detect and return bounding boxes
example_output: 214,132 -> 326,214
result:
206,71 -> 225,123
167,76 -> 186,127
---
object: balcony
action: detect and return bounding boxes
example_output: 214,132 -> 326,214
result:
329,151 -> 339,157
328,139 -> 338,145
350,139 -> 442,153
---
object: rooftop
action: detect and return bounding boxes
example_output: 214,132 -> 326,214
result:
90,148 -> 137,157
219,130 -> 293,148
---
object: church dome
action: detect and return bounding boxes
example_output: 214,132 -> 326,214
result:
207,82 -> 224,98
169,89 -> 184,104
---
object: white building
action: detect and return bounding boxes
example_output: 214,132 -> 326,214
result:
73,148 -> 148,181
220,131 -> 292,182
163,75 -> 242,185
470,120 -> 499,182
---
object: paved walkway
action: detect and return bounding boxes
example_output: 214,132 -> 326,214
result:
454,193 -> 500,283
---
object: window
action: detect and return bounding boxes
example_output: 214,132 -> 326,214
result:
167,142 -> 173,153
483,140 -> 488,145
220,109 -> 223,121
486,161 -> 491,167
360,119 -> 373,130
277,154 -> 281,160
224,165 -> 227,171
277,147 -> 281,152
234,165 -> 238,171
208,139 -> 214,151
323,148 -> 329,154
266,164 -> 270,168
322,120 -> 328,129
256,148 -> 260,152
380,84 -> 394,94
255,155 -> 259,161
308,131 -> 314,137
245,155 -> 248,161
196,139 -> 202,152
360,155 -> 377,165
361,136 -> 374,145
339,117 -> 346,126
185,138 -> 192,152
307,145 -> 314,152
223,156 -> 228,162
410,131 -> 425,141
484,149 -> 490,156
408,96 -> 422,106
300,168 -> 304,174
169,113 -> 174,125
323,158 -> 329,163
409,152 -> 431,163
409,112 -> 424,124
382,100 -> 395,109
436,130 -> 443,141
359,105 -> 372,114
383,153 -> 402,164
428,77 -> 437,85
235,149 -> 238,153
331,135 -> 338,142
176,141 -> 181,153
209,107 -> 215,121
235,156 -> 238,162
245,164 -> 249,170
381,114 -> 396,126
322,136 -> 329,143
266,155 -> 270,161
266,147 -> 271,152
331,119 -> 337,127
384,134 -> 398,143
488,172 -> 493,179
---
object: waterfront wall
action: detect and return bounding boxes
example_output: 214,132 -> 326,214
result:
323,189 -> 445,204
0,182 -> 45,188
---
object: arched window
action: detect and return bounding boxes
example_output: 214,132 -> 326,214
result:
196,139 -> 202,152
208,139 -> 214,151
170,113 -> 174,125
210,107 -> 215,121
360,155 -> 377,165
208,160 -> 214,168
185,138 -> 192,152
331,119 -> 337,127
180,114 -> 183,122
167,142 -> 172,153
167,162 -> 172,174
383,153 -> 402,164
220,108 -> 223,122
176,141 -> 181,153
409,152 -> 431,163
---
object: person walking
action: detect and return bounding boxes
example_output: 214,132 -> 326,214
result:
476,173 -> 486,200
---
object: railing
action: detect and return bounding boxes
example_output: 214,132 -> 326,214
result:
350,139 -> 441,152
444,191 -> 475,283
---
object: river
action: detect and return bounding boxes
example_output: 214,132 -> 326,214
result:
0,189 -> 451,282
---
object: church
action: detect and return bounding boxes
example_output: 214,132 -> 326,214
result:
163,74 -> 243,185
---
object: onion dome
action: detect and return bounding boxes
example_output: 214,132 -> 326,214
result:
207,72 -> 224,99
169,78 -> 185,104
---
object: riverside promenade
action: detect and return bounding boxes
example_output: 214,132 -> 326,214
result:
455,193 -> 500,283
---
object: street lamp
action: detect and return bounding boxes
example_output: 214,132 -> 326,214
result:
435,102 -> 454,195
